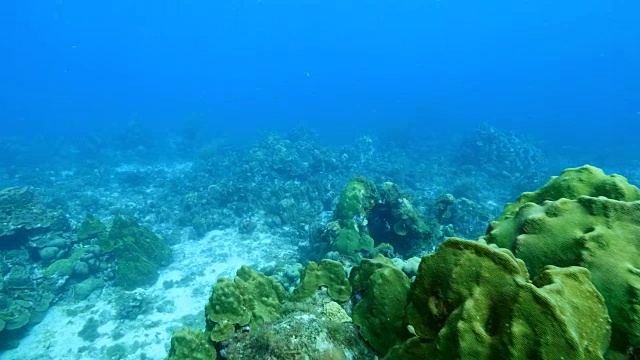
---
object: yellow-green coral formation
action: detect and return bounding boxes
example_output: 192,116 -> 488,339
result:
292,259 -> 352,302
485,191 -> 640,354
333,177 -> 377,225
497,164 -> 640,220
42,247 -> 87,277
349,255 -> 411,354
166,328 -> 217,360
387,238 -> 611,360
322,301 -> 351,323
76,214 -> 107,241
205,266 -> 286,342
106,216 -> 173,290
332,227 -> 375,259
327,178 -> 441,258
329,177 -> 377,258
168,261 -> 378,359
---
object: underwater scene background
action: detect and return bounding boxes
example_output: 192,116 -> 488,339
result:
1,0 -> 640,359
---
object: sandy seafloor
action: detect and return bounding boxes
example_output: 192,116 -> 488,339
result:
0,228 -> 299,360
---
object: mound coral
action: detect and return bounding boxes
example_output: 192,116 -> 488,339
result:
106,216 -> 173,290
484,165 -> 640,354
205,265 -> 286,342
388,238 -> 610,359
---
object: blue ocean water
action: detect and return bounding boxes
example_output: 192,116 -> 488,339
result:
1,1 -> 640,359
3,1 -> 639,148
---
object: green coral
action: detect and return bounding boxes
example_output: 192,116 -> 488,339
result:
334,177 -> 376,225
328,179 -> 440,257
348,255 -> 395,293
484,194 -> 640,354
498,164 -> 640,220
332,228 -> 374,257
42,248 -> 86,277
205,266 -> 286,342
322,301 -> 351,323
209,320 -> 235,342
329,177 -> 377,258
108,216 -> 172,290
77,214 -> 107,241
350,256 -> 411,354
166,328 -> 217,360
389,238 -> 611,360
291,259 -> 352,302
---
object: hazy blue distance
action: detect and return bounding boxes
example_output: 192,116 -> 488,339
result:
2,1 -> 639,148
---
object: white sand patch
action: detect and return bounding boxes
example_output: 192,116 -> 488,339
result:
1,228 -> 298,360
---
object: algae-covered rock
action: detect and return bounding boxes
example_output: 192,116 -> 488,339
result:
107,216 -> 172,290
485,195 -> 640,354
291,259 -> 352,302
392,238 -> 611,360
166,327 -> 217,360
369,182 -> 441,254
350,257 -> 411,354
226,312 -> 374,359
205,266 -> 286,342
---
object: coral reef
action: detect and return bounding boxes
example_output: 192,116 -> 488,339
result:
205,266 -> 286,342
106,215 -> 173,290
225,312 -> 374,360
76,214 -> 107,241
323,178 -> 443,259
292,259 -> 352,302
0,187 -> 69,250
11,124 -> 635,359
390,238 -> 611,359
349,256 -> 411,354
367,182 -> 441,254
496,164 -> 640,220
456,123 -> 548,196
166,328 -> 217,360
484,165 -> 640,355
